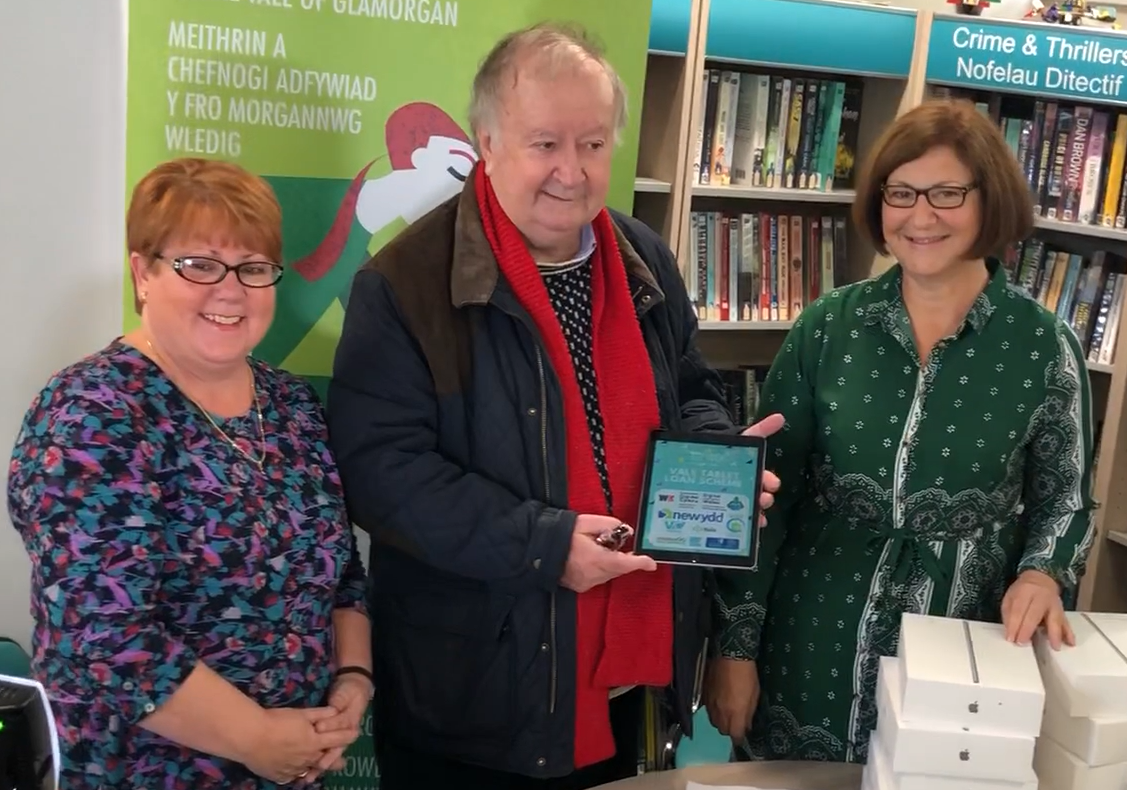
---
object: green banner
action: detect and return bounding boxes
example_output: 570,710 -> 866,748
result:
329,708 -> 378,789
125,2 -> 653,786
125,0 -> 652,399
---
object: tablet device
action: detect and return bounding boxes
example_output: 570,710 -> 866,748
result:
633,430 -> 765,570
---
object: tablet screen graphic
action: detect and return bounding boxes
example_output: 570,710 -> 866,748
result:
639,437 -> 761,568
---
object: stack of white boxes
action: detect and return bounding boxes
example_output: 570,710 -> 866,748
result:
1031,611 -> 1127,789
862,612 -> 1043,790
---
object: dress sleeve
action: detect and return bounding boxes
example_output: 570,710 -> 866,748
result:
712,305 -> 821,660
333,527 -> 369,613
6,384 -> 199,724
1017,324 -> 1097,594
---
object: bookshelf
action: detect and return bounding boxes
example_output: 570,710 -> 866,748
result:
630,0 -> 1127,616
925,88 -> 1127,375
921,15 -> 1127,614
632,3 -> 711,773
636,0 -> 930,368
632,0 -> 706,261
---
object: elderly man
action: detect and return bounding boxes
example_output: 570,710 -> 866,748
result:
327,22 -> 783,790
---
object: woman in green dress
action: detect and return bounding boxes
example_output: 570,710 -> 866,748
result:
703,99 -> 1096,764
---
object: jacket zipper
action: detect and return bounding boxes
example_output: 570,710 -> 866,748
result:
534,346 -> 557,715
514,285 -> 652,720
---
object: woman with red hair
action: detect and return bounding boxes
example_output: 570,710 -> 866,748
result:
7,157 -> 371,788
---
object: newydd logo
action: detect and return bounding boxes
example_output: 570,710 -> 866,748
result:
655,491 -> 750,531
656,508 -> 726,525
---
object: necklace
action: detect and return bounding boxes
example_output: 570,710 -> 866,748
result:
144,339 -> 267,471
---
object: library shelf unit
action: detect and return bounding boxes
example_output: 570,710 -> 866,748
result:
634,0 -> 929,372
631,4 -> 711,772
629,0 -> 701,264
921,14 -> 1127,614
629,0 -> 1127,616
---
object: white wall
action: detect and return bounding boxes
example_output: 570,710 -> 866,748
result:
0,1 -> 127,651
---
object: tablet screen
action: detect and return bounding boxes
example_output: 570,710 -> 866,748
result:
638,435 -> 762,566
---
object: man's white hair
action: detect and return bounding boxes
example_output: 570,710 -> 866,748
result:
467,22 -> 629,147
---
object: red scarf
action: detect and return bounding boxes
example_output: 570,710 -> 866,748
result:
474,165 -> 674,768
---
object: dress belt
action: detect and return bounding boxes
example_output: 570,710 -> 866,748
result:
867,526 -> 949,586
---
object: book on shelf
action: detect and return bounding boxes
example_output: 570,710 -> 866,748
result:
715,366 -> 770,426
687,209 -> 848,323
1004,237 -> 1123,367
933,87 -> 1127,230
694,68 -> 863,192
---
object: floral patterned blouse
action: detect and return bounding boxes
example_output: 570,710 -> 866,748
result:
6,340 -> 368,789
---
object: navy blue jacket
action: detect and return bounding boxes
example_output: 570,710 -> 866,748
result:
327,181 -> 736,778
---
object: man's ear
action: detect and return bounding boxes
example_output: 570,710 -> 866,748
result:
477,130 -> 497,176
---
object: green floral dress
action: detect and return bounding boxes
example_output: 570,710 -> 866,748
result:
714,259 -> 1096,764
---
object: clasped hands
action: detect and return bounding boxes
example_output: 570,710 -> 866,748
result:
560,415 -> 785,594
244,673 -> 371,785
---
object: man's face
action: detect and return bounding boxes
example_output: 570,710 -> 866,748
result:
477,56 -> 616,262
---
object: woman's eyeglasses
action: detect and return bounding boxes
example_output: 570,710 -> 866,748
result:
154,254 -> 284,288
881,184 -> 978,210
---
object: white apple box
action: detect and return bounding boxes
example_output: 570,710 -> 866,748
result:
876,655 -> 1039,784
867,727 -> 1038,790
861,746 -> 882,790
1040,680 -> 1127,767
1034,611 -> 1127,719
897,613 -> 1045,737
1033,733 -> 1127,790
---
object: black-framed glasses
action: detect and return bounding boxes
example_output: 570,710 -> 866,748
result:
881,183 -> 978,210
154,254 -> 284,288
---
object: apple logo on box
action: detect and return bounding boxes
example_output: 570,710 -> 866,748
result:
968,701 -> 979,714
959,750 -> 970,762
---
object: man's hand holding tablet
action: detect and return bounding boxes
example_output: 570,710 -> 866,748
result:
561,414 -> 785,589
629,414 -> 785,571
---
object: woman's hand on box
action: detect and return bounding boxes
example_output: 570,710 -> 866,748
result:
1001,570 -> 1074,650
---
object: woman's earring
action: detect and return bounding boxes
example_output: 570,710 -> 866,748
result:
140,290 -> 148,304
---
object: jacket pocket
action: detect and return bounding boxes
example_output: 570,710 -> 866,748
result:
373,587 -> 516,742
